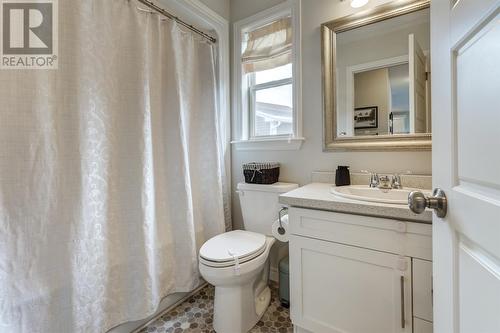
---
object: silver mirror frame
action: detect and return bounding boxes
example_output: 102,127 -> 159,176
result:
322,0 -> 431,151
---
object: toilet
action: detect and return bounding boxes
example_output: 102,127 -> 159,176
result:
199,182 -> 298,333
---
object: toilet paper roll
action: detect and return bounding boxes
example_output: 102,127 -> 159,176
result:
272,214 -> 290,242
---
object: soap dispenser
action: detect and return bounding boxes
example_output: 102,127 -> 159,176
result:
335,166 -> 351,186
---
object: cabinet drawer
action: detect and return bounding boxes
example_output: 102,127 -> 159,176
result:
288,207 -> 432,260
414,317 -> 433,333
413,259 -> 433,322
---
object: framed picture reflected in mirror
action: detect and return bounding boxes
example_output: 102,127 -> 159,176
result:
354,106 -> 378,129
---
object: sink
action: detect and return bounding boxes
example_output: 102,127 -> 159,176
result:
330,185 -> 431,205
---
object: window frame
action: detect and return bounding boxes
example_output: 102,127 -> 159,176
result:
232,0 -> 303,151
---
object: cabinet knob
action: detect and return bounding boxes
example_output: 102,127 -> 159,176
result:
397,258 -> 408,271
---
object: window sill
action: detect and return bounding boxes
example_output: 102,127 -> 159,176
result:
231,137 -> 305,151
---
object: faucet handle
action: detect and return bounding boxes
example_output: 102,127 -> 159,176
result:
392,174 -> 402,189
369,173 -> 379,188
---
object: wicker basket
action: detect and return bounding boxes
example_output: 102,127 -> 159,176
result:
243,162 -> 280,184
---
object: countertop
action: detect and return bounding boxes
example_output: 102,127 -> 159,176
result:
279,183 -> 433,224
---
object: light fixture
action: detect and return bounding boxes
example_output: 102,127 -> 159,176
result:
350,0 -> 369,8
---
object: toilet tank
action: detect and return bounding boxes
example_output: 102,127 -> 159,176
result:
237,182 -> 299,235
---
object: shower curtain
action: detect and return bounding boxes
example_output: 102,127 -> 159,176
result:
0,1 -> 227,332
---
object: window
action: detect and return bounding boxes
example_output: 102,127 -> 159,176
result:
250,63 -> 293,137
233,1 -> 303,150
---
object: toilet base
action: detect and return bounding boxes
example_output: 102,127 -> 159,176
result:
200,237 -> 276,333
213,283 -> 271,333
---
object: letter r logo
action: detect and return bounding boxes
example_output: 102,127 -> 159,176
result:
2,2 -> 53,54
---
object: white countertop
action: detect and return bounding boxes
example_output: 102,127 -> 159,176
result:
279,183 -> 433,224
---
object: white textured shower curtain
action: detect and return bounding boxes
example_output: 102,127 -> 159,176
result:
0,1 -> 227,332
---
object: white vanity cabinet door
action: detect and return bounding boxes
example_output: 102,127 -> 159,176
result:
290,235 -> 413,333
413,259 -> 433,322
414,318 -> 433,333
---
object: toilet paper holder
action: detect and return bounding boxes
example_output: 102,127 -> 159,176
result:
278,207 -> 288,235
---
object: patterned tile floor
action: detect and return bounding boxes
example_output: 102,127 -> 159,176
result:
138,283 -> 292,333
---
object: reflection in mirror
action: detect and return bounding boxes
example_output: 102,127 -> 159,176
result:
336,8 -> 430,138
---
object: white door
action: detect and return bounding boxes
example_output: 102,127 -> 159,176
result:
409,33 -> 427,133
431,1 -> 500,332
290,235 -> 412,333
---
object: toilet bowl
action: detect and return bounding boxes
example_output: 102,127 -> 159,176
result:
199,231 -> 275,333
198,182 -> 298,333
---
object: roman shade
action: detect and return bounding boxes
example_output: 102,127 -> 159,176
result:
241,17 -> 292,74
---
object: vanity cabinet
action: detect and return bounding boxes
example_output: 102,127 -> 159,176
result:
288,207 -> 433,333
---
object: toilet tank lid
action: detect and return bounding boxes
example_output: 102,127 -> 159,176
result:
237,182 -> 298,193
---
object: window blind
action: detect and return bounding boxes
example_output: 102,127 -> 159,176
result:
241,17 -> 292,74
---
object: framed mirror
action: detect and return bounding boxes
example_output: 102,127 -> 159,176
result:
322,0 -> 431,151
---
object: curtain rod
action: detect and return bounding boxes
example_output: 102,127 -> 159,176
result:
136,0 -> 217,44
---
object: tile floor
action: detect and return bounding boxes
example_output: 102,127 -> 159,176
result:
138,283 -> 292,333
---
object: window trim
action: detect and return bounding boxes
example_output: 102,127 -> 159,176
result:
232,0 -> 303,151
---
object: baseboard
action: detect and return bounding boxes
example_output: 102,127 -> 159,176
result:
294,325 -> 313,333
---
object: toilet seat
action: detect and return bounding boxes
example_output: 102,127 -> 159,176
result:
199,230 -> 267,268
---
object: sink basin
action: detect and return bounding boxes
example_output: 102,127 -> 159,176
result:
330,185 -> 430,205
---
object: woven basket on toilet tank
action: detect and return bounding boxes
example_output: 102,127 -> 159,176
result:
242,162 -> 280,184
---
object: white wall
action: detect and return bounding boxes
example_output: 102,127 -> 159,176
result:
230,0 -> 286,22
230,0 -> 432,230
199,0 -> 230,19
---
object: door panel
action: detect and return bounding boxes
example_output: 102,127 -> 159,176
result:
455,13 -> 500,190
452,10 -> 500,332
452,6 -> 500,261
459,239 -> 500,332
451,0 -> 498,44
432,0 -> 500,332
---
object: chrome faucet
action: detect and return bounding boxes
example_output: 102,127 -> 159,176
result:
369,173 -> 379,188
368,173 -> 403,190
391,174 -> 402,189
377,175 -> 392,190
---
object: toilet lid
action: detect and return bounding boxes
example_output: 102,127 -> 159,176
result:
199,230 -> 266,264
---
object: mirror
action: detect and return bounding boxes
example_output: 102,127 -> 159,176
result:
322,0 -> 431,151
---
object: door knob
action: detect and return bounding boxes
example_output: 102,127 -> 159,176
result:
408,188 -> 447,218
